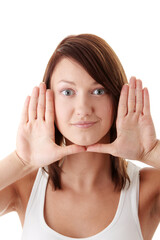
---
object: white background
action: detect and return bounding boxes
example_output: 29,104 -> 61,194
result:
0,0 -> 160,239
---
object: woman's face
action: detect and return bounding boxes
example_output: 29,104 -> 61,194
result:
51,57 -> 114,146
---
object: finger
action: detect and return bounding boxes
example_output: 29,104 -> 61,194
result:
128,77 -> 136,113
20,96 -> 30,124
45,89 -> 55,124
117,84 -> 129,118
29,87 -> 39,121
143,88 -> 150,115
135,79 -> 143,114
86,143 -> 115,155
37,82 -> 46,120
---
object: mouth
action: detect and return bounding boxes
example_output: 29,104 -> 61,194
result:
72,121 -> 97,128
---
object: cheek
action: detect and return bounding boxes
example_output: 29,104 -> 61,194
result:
100,100 -> 114,130
98,97 -> 114,119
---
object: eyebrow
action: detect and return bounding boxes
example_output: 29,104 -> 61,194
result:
58,80 -> 101,85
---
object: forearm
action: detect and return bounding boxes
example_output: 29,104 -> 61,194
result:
0,151 -> 36,191
142,140 -> 160,169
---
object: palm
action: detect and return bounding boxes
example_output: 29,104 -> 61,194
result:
16,119 -> 57,167
114,107 -> 156,160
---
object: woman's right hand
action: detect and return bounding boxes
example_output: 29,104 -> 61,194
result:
16,82 -> 86,168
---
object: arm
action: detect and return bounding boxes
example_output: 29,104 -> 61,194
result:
87,76 -> 160,220
0,151 -> 34,192
0,82 -> 85,217
0,151 -> 35,216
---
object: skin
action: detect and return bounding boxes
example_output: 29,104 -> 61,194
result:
51,57 -> 114,192
87,75 -> 159,165
47,57 -> 159,238
1,56 -> 160,239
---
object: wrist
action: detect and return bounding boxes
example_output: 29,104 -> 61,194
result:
142,140 -> 160,168
14,150 -> 37,171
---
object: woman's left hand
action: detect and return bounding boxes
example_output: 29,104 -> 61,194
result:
87,76 -> 158,162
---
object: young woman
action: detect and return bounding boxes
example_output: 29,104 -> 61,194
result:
0,34 -> 160,240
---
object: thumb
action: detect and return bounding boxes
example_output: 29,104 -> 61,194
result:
61,144 -> 86,157
86,142 -> 115,155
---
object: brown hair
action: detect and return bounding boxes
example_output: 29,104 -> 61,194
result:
42,33 -> 130,191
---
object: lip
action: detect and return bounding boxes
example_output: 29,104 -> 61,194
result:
72,121 -> 97,128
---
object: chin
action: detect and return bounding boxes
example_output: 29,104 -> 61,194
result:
63,130 -> 110,146
65,136 -> 101,146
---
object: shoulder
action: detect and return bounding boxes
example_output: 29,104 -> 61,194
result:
140,166 -> 160,194
139,166 -> 160,218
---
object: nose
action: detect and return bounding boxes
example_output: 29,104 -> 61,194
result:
75,94 -> 93,117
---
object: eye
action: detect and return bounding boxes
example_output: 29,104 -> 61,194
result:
92,88 -> 106,95
61,89 -> 74,96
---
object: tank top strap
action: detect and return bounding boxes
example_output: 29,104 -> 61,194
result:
24,167 -> 49,220
126,161 -> 143,240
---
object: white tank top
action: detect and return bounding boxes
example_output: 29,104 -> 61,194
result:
21,161 -> 143,240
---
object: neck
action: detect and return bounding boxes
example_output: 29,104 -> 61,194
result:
60,151 -> 112,193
